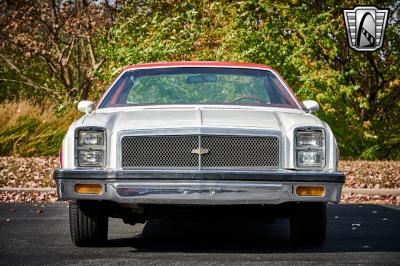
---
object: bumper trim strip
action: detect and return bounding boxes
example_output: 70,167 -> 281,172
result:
54,169 -> 345,183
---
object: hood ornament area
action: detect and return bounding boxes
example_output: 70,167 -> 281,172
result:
191,148 -> 209,155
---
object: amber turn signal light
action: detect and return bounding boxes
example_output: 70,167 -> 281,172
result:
74,184 -> 102,194
296,186 -> 325,197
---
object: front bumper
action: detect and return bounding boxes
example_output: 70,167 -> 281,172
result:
54,169 -> 345,205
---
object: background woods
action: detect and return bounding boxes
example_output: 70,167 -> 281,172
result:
0,0 -> 399,159
0,0 -> 118,102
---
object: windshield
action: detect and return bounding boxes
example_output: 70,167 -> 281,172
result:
99,67 -> 298,108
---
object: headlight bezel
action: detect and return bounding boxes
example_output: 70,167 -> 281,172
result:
295,127 -> 325,169
75,127 -> 106,168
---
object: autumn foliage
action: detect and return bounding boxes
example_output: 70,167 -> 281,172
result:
0,0 -> 116,102
0,0 -> 399,159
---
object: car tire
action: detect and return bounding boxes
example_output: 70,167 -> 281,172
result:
290,202 -> 327,246
69,200 -> 108,247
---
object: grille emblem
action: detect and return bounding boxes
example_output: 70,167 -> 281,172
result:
191,148 -> 209,155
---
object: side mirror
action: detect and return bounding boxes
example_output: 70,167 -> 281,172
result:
77,100 -> 94,114
302,100 -> 319,113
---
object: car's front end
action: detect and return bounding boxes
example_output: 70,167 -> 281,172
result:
54,62 -> 344,246
55,125 -> 344,205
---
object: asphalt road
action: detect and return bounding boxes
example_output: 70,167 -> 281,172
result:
0,203 -> 399,265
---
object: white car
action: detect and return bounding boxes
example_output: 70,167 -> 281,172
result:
54,61 -> 345,247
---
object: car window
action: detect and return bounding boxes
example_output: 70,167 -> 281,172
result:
99,67 -> 296,108
126,74 -> 269,104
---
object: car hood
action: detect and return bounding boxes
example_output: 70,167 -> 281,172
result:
78,106 -> 322,133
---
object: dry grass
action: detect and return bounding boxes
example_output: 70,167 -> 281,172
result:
0,101 -> 81,156
0,101 -> 56,131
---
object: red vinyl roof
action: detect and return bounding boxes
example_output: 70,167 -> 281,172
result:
124,61 -> 274,70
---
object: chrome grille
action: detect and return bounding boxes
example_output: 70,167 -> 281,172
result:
121,135 -> 279,169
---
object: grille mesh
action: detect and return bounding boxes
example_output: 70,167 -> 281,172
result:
121,135 -> 279,169
201,136 -> 279,168
121,136 -> 198,168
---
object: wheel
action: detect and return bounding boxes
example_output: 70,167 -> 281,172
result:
69,200 -> 108,247
290,202 -> 327,246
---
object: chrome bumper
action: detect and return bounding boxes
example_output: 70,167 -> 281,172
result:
54,169 -> 345,205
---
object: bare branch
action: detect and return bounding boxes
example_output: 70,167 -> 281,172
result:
0,53 -> 35,85
87,35 -> 96,67
93,58 -> 105,72
0,0 -> 114,101
39,54 -> 58,76
0,79 -> 61,102
64,37 -> 76,65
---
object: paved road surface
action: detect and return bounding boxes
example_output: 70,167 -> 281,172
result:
0,203 -> 399,265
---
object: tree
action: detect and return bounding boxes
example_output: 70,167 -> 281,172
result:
98,0 -> 400,159
0,0 -> 119,102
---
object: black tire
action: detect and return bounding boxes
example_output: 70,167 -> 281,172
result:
290,202 -> 327,246
69,200 -> 108,247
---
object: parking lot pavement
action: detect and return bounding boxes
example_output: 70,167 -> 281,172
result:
0,203 -> 399,265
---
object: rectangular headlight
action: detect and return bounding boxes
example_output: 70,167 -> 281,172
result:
78,150 -> 104,167
296,131 -> 323,147
78,130 -> 104,146
295,128 -> 325,168
297,150 -> 323,167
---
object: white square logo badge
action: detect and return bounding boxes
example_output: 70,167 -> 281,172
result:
343,6 -> 389,52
